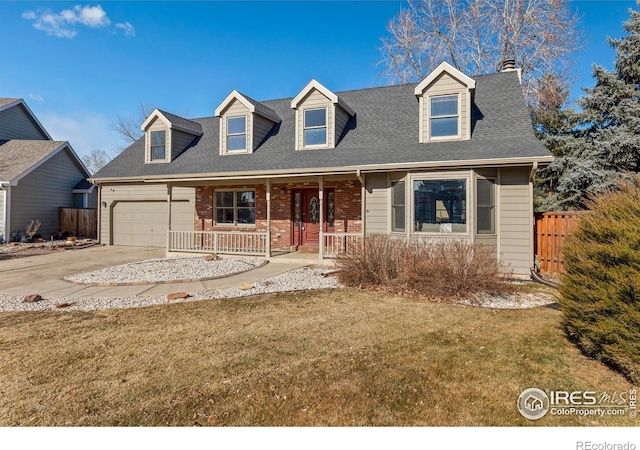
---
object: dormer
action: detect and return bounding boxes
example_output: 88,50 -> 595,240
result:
414,62 -> 476,143
290,79 -> 355,150
141,109 -> 203,163
214,90 -> 280,155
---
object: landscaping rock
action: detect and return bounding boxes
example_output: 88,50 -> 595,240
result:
204,254 -> 221,261
167,292 -> 190,300
23,294 -> 43,303
239,284 -> 254,290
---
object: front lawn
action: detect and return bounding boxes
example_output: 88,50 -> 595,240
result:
0,289 -> 635,426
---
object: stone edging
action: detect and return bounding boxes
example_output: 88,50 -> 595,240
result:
63,259 -> 269,287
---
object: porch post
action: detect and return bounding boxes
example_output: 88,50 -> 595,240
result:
166,182 -> 172,251
4,185 -> 11,243
266,178 -> 271,257
319,175 -> 324,260
96,184 -> 101,244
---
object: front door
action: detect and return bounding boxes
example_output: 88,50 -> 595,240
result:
292,189 -> 320,246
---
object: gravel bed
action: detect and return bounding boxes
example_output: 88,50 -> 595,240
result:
0,267 -> 340,312
459,291 -> 558,309
64,256 -> 266,284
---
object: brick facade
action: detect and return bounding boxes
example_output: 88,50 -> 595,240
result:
194,178 -> 362,251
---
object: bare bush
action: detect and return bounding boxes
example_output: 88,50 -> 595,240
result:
337,234 -> 513,299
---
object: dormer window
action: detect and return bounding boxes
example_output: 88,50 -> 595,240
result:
304,108 -> 327,146
291,79 -> 354,150
415,62 -> 475,143
215,90 -> 280,155
141,109 -> 203,164
227,116 -> 247,151
150,131 -> 166,160
430,95 -> 459,139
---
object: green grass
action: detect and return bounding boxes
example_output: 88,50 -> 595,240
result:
0,289 -> 636,426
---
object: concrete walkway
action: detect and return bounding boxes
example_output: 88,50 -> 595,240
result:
0,245 -> 308,299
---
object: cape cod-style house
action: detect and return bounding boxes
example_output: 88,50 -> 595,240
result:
91,62 -> 553,278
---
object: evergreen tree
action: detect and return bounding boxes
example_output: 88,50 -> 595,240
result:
538,2 -> 640,211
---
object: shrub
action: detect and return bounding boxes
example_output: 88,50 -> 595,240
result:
559,176 -> 640,384
336,234 -> 513,299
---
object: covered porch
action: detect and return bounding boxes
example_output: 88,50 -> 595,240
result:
166,174 -> 364,260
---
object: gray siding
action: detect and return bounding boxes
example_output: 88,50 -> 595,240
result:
9,147 -> 86,237
171,130 -> 196,160
0,188 -> 5,240
365,173 -> 388,234
88,188 -> 98,209
253,114 -> 274,150
72,189 -> 97,209
0,104 -> 48,140
99,184 -> 195,245
499,167 -> 532,277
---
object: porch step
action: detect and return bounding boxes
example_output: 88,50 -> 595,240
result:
269,252 -> 335,266
297,245 -> 319,253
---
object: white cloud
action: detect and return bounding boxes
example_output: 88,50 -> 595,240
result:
115,21 -> 135,37
28,93 -> 44,102
22,5 -> 132,39
40,112 -> 121,159
72,5 -> 110,27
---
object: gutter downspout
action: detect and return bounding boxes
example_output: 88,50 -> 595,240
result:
529,162 -> 539,281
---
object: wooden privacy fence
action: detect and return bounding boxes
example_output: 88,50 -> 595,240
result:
59,208 -> 97,238
534,211 -> 585,274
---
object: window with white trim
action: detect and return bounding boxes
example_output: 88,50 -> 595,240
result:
150,131 -> 166,161
413,179 -> 466,233
391,180 -> 406,232
303,108 -> 327,146
476,178 -> 495,234
227,116 -> 247,151
215,190 -> 255,225
429,95 -> 459,138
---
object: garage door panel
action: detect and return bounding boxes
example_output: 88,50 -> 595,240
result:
112,201 -> 193,247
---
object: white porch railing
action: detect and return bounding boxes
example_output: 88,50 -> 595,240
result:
323,232 -> 363,258
168,230 -> 268,256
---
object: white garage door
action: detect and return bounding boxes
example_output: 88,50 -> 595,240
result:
112,201 -> 194,247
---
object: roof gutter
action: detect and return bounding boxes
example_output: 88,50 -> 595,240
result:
90,155 -> 553,184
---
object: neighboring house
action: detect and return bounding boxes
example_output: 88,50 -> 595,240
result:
0,98 -> 95,241
91,62 -> 553,277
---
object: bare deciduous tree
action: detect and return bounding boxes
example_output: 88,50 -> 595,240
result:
110,102 -> 155,149
82,149 -> 114,175
379,0 -> 581,104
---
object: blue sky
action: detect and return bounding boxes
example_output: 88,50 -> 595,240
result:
0,0 -> 637,159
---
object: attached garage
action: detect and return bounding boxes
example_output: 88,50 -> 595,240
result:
112,200 -> 193,247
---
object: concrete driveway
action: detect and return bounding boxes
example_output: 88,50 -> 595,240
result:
0,246 -> 164,294
0,245 -> 305,299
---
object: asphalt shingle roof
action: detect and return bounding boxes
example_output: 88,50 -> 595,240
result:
0,140 -> 67,181
95,71 -> 550,180
157,110 -> 203,135
0,98 -> 19,109
236,92 -> 280,123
